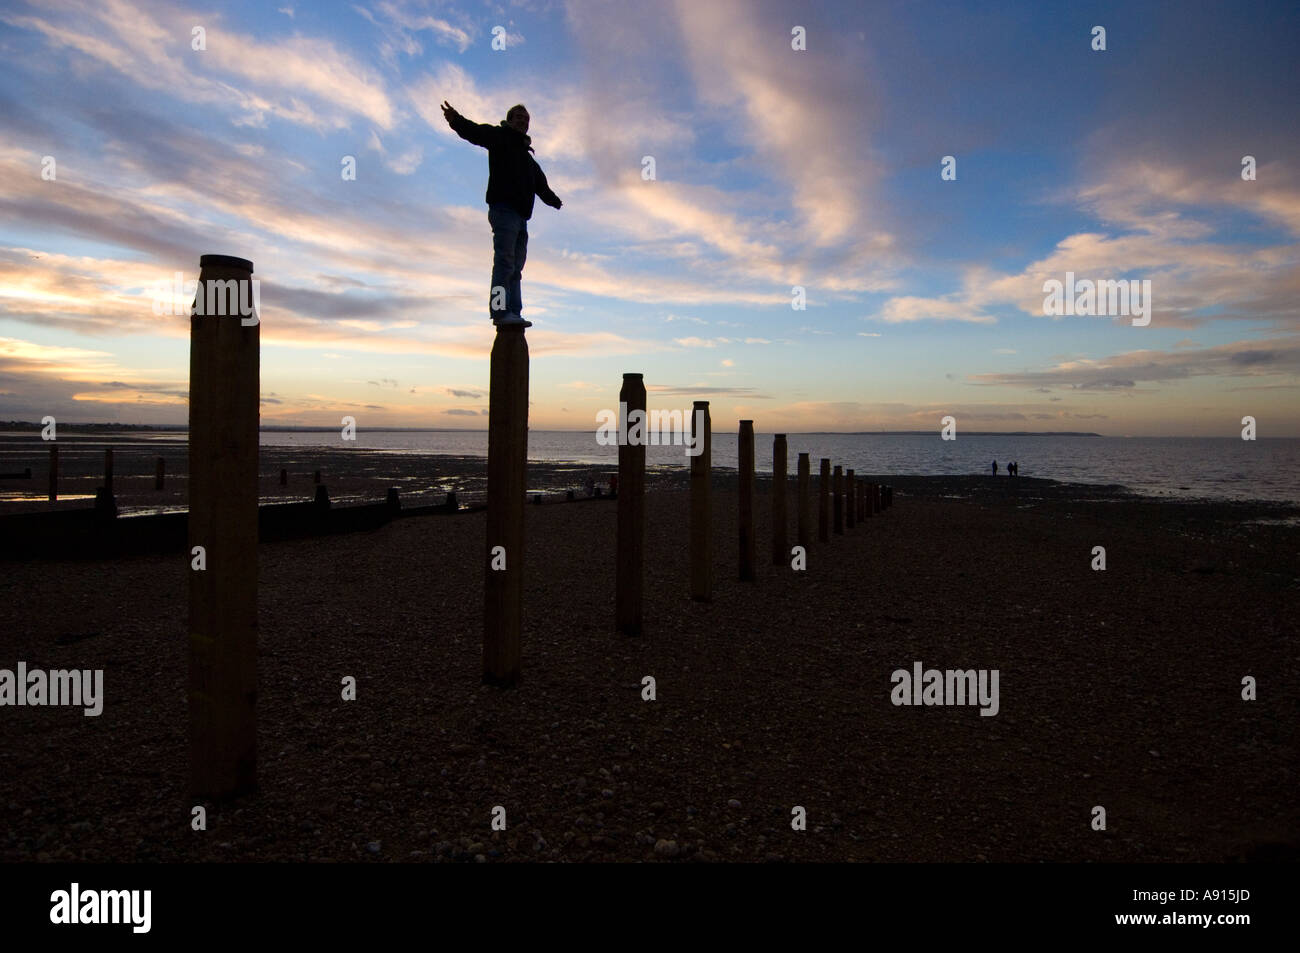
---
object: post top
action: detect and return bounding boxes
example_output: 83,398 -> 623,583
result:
199,254 -> 254,272
692,399 -> 709,407
740,419 -> 754,425
775,433 -> 787,439
623,372 -> 643,379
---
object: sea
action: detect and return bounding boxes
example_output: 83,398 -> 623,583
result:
3,431 -> 1292,504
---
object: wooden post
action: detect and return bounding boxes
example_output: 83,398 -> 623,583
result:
155,456 -> 165,490
47,446 -> 57,502
313,469 -> 321,485
833,465 -> 843,535
796,452 -> 810,550
771,434 -> 787,565
689,400 -> 711,602
873,483 -> 881,514
188,253 -> 259,799
845,468 -> 855,529
818,458 -> 830,542
738,420 -> 755,581
104,448 -> 113,494
484,324 -> 529,684
616,373 -> 646,635
279,468 -> 287,486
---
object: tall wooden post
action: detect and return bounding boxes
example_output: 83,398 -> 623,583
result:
738,420 -> 755,581
47,446 -> 57,502
155,456 -> 165,490
796,452 -> 810,550
818,458 -> 830,542
873,483 -> 881,514
484,324 -> 529,684
689,401 -> 712,602
845,468 -> 855,529
104,448 -> 113,494
188,253 -> 259,799
771,434 -> 787,565
616,373 -> 646,634
833,465 -> 843,535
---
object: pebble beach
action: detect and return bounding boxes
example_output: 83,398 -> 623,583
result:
1,452 -> 1297,863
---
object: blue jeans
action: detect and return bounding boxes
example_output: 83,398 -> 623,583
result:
488,204 -> 527,320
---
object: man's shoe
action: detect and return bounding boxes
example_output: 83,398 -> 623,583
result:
495,313 -> 532,328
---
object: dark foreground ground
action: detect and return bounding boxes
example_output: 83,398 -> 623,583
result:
1,470 -> 1297,862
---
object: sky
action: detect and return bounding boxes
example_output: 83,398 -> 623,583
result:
0,0 -> 1297,436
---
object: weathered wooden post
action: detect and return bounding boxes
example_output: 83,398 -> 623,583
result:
738,420 -> 755,581
796,452 -> 810,550
188,253 -> 259,799
47,446 -> 57,502
771,434 -> 787,565
689,400 -> 712,602
484,324 -> 529,684
104,448 -> 113,494
845,468 -> 855,529
155,456 -> 165,490
616,373 -> 646,634
818,458 -> 830,542
832,465 -> 844,535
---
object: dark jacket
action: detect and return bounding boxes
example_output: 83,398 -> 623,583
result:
448,115 -> 561,221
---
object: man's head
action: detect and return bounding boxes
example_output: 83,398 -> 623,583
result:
505,104 -> 530,135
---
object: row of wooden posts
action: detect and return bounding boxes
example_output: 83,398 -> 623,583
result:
481,355 -> 894,687
615,374 -> 893,632
180,254 -> 892,800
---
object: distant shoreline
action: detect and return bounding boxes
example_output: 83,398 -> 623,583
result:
3,422 -> 1105,437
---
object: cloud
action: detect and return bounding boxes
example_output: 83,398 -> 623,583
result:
3,0 -> 399,131
968,338 -> 1300,390
874,297 -> 996,325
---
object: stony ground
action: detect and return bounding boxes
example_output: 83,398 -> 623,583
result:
2,474 -> 1297,862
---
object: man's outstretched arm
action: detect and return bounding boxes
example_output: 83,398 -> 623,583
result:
533,162 -> 563,209
441,100 -> 498,148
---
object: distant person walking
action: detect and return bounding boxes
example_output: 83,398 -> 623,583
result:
1010,461 -> 1018,477
991,460 -> 998,476
441,101 -> 563,329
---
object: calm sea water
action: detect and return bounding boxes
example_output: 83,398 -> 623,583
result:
258,431 -> 1298,503
3,431 -> 1296,503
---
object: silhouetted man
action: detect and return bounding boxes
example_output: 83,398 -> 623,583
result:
441,101 -> 562,329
